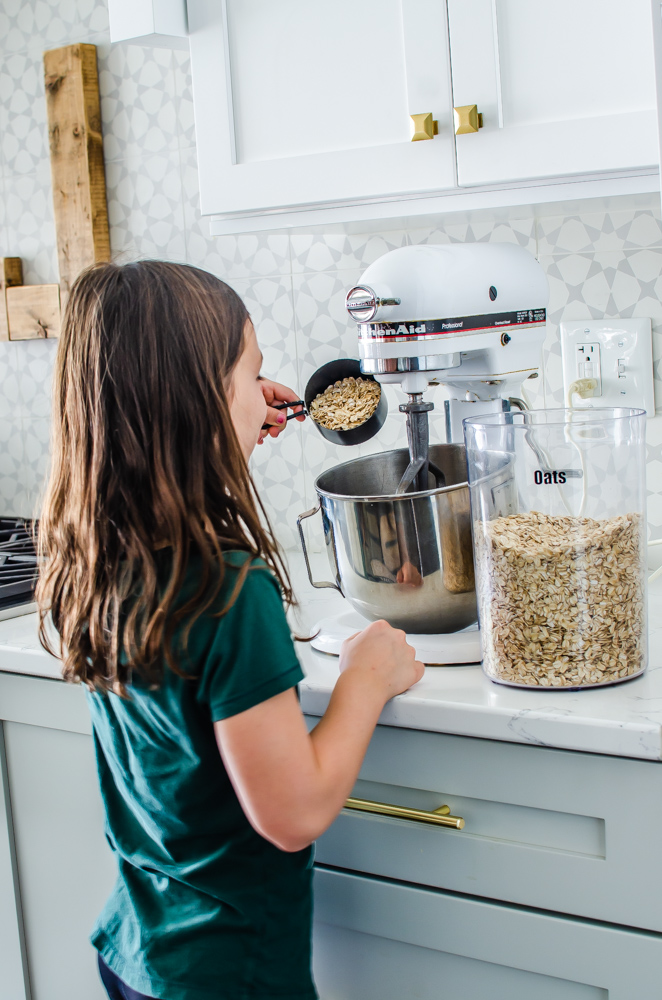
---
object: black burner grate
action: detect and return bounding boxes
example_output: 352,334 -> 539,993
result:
0,518 -> 38,610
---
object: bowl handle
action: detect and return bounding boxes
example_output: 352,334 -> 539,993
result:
297,504 -> 341,592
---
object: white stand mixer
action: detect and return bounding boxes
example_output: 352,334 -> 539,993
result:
346,242 -> 549,451
307,243 -> 550,665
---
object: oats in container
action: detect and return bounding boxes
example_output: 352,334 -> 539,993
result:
309,377 -> 381,432
475,510 -> 646,688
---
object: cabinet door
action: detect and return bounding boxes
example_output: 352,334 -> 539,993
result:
188,0 -> 456,218
0,725 -> 28,1000
3,722 -> 116,1000
313,868 -> 662,1000
448,0 -> 658,185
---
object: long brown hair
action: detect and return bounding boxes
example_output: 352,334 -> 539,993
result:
37,260 -> 293,695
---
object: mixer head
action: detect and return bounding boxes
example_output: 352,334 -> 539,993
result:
345,243 -> 550,489
345,243 -> 549,397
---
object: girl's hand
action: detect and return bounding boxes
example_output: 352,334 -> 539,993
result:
258,378 -> 306,444
339,619 -> 424,702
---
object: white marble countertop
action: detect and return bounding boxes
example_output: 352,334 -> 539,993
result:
4,552 -> 662,761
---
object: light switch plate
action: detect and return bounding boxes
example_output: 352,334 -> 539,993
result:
560,319 -> 655,415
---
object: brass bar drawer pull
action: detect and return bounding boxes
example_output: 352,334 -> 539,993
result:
345,796 -> 465,830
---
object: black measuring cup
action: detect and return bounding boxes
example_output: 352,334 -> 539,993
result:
304,358 -> 387,446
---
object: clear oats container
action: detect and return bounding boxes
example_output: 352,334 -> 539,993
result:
463,408 -> 647,689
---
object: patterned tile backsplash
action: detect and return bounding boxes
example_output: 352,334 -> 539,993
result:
1,0 -> 662,548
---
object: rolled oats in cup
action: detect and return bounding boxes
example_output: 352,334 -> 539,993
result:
464,408 -> 648,689
309,377 -> 381,432
304,359 -> 387,446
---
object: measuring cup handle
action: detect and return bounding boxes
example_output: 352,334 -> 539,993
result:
297,504 -> 341,592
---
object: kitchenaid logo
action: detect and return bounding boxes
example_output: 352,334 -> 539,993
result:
535,469 -> 567,485
359,308 -> 547,340
376,323 -> 428,335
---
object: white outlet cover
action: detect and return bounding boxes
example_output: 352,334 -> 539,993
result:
560,319 -> 655,416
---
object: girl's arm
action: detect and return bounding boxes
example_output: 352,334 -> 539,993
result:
214,619 -> 424,852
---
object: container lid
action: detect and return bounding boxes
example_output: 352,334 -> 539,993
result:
463,406 -> 646,428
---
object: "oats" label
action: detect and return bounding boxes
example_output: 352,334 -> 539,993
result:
534,470 -> 567,485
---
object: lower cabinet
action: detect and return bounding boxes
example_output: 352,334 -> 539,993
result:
2,721 -> 116,1000
3,674 -> 662,1000
0,672 -> 116,1000
313,867 -> 661,1000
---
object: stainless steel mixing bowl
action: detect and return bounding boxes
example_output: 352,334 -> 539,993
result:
297,444 -> 477,634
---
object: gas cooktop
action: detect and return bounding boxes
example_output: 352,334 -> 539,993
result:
0,518 -> 39,616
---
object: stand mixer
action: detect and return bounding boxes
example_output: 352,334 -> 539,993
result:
301,242 -> 549,665
345,243 -> 549,477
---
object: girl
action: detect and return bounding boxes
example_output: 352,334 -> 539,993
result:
37,261 -> 423,1000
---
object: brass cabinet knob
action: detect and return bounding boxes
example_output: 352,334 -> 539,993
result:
410,112 -> 439,141
453,105 -> 484,135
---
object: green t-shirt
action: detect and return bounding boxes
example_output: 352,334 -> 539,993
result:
86,551 -> 316,1000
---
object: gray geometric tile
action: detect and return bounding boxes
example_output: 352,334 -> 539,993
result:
173,49 -> 196,151
537,210 -> 662,256
0,0 -> 108,53
3,164 -> 58,284
15,338 -> 58,419
20,416 -> 51,517
106,151 -> 186,261
290,230 -> 407,274
97,42 -> 178,161
214,234 -> 291,280
43,3 -> 109,47
408,217 -> 537,254
0,47 -> 49,176
230,276 -> 298,390
0,417 -> 26,517
0,344 -> 21,421
292,268 -> 363,390
180,147 -> 219,271
0,173 -> 5,240
181,148 -> 290,280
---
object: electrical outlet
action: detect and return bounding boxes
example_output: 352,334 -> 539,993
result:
575,342 -> 602,396
560,319 -> 655,415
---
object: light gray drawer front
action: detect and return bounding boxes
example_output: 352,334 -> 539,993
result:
305,719 -> 662,931
313,868 -> 661,1000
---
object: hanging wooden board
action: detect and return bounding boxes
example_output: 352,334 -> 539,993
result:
6,285 -> 61,340
0,259 -> 24,341
43,43 -> 110,306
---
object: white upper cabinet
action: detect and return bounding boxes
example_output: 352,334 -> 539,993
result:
447,0 -> 659,186
187,0 -> 456,218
